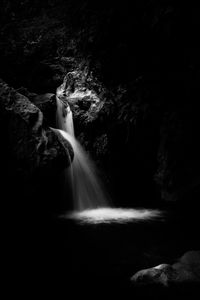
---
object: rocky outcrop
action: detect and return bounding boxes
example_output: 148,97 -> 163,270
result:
0,79 -> 74,214
55,70 -> 110,164
0,79 -> 73,176
31,93 -> 57,126
131,251 -> 200,287
16,87 -> 57,126
57,70 -> 106,126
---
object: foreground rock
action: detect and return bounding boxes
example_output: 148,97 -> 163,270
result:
131,251 -> 200,287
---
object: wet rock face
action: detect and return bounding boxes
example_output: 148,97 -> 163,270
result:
57,70 -> 105,125
131,251 -> 200,287
0,79 -> 74,214
56,69 -> 110,163
0,79 -> 73,175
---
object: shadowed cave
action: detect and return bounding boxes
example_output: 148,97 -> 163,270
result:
0,1 -> 200,298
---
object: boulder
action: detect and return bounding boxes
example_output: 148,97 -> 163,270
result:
131,251 -> 200,287
0,79 -> 73,177
56,70 -> 105,128
0,79 -> 74,215
31,93 -> 57,127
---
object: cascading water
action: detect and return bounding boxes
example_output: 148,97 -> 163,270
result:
56,95 -> 74,136
53,77 -> 162,224
55,95 -> 108,211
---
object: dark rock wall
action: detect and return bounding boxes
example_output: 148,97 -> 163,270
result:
0,79 -> 74,217
1,2 -> 200,296
0,1 -> 200,213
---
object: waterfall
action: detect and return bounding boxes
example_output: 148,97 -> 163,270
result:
56,96 -> 74,136
52,87 -> 162,224
55,96 -> 108,211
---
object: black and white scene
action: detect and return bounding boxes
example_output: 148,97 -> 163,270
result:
0,1 -> 200,298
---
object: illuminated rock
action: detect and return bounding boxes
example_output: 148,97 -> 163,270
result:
131,251 -> 200,287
